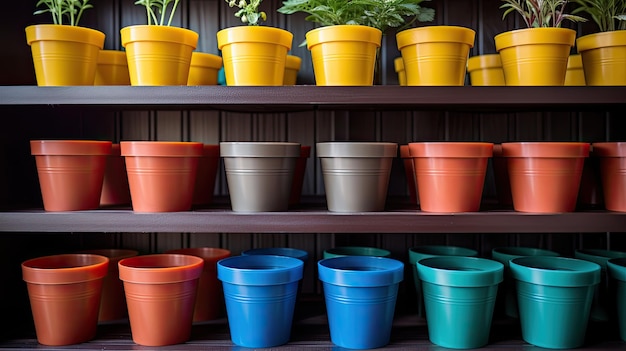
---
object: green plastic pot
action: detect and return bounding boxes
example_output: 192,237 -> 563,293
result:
323,246 -> 391,259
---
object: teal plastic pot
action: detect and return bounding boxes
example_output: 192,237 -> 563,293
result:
409,245 -> 478,317
217,255 -> 303,348
417,256 -> 503,349
510,256 -> 601,349
491,247 -> 559,318
318,256 -> 404,349
575,249 -> 626,322
607,257 -> 626,341
323,246 -> 391,259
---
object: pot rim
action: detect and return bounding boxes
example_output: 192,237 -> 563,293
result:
190,52 -> 223,69
165,247 -> 232,265
494,27 -> 576,52
242,247 -> 309,262
120,141 -> 204,157
417,256 -> 503,287
98,50 -> 128,66
592,142 -> 626,157
396,25 -> 476,50
306,25 -> 382,49
217,255 -> 303,285
501,142 -> 590,158
607,257 -> 626,282
120,25 -> 198,49
217,26 -> 293,50
25,24 -> 105,48
492,247 -> 560,263
30,140 -> 112,156
22,254 -> 109,284
77,249 -> 139,263
220,142 -> 301,157
510,256 -> 600,287
318,256 -> 404,287
409,245 -> 478,263
325,246 -> 391,258
577,30 -> 626,53
467,54 -> 502,72
575,249 -> 626,266
408,142 -> 493,158
317,142 -> 398,158
286,55 -> 302,70
118,254 -> 204,284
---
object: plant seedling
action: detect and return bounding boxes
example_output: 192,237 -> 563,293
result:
134,0 -> 181,26
34,0 -> 93,26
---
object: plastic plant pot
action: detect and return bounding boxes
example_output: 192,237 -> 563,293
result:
467,54 -> 505,86
317,142 -> 398,212
30,140 -> 112,211
221,142 -> 301,212
575,249 -> 626,322
409,245 -> 478,317
165,247 -> 231,322
242,247 -> 309,262
491,247 -> 559,318
100,144 -> 131,207
289,145 -> 311,207
120,141 -> 204,212
118,254 -> 204,346
217,255 -> 304,347
77,249 -> 138,322
21,254 -> 109,346
192,144 -> 220,206
95,50 -> 130,86
283,54 -> 301,85
593,142 -> 626,212
510,256 -> 601,349
323,246 -> 391,259
318,256 -> 404,349
564,54 -> 586,86
187,52 -> 223,86
607,257 -> 626,341
417,256 -> 503,349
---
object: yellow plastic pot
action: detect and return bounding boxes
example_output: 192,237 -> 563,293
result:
564,54 -> 586,86
397,26 -> 475,86
467,54 -> 505,86
283,55 -> 301,85
187,52 -> 223,86
95,50 -> 130,86
26,24 -> 105,86
121,25 -> 198,86
577,30 -> 626,86
394,57 -> 407,86
495,27 -> 576,86
217,26 -> 293,86
306,25 -> 382,86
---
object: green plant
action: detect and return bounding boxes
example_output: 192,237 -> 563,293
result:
226,0 -> 267,25
34,0 -> 93,26
500,0 -> 587,27
134,0 -> 181,26
572,0 -> 626,31
277,0 -> 434,33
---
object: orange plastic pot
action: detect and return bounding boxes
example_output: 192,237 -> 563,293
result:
187,52 -> 223,86
400,145 -> 418,205
118,254 -> 204,346
22,254 -> 109,346
397,26 -> 475,86
408,142 -> 493,212
492,144 -> 513,206
25,24 -> 105,86
165,248 -> 231,322
217,26 -> 293,86
121,141 -> 203,212
564,54 -> 586,86
467,54 -> 505,86
502,142 -> 590,213
100,144 -> 131,206
577,30 -> 626,86
306,25 -> 382,86
95,50 -> 130,85
593,142 -> 626,212
394,57 -> 407,86
284,54 -> 302,85
30,140 -> 112,211
193,144 -> 220,206
289,145 -> 311,206
121,25 -> 198,86
495,28 -> 576,86
78,249 -> 138,322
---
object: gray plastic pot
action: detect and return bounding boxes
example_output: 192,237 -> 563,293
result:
317,142 -> 398,212
221,142 -> 301,212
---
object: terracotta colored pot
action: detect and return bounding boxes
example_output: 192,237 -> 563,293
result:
30,140 -> 112,211
78,249 -> 138,322
400,145 -> 418,205
289,145 -> 311,206
187,52 -> 223,86
120,141 -> 203,212
22,254 -> 109,345
408,142 -> 493,212
502,142 -> 589,213
100,144 -> 131,207
118,254 -> 204,346
593,142 -> 626,212
165,247 -> 231,322
192,144 -> 220,206
95,50 -> 130,86
492,144 -> 513,206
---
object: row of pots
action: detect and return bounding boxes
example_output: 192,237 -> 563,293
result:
22,245 -> 626,349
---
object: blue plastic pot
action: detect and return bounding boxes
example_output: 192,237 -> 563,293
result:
491,246 -> 559,318
323,246 -> 391,259
242,247 -> 309,262
510,256 -> 600,349
217,255 -> 303,348
418,256 -> 503,349
318,256 -> 404,349
409,245 -> 478,317
607,257 -> 626,341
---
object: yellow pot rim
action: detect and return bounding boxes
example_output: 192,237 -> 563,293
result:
577,30 -> 626,52
217,26 -> 293,50
25,24 -> 105,48
191,52 -> 223,69
306,25 -> 382,49
396,25 -> 476,50
467,54 -> 502,72
98,50 -> 127,66
494,27 -> 576,51
120,25 -> 198,48
567,54 -> 583,69
394,57 -> 404,72
285,55 -> 302,70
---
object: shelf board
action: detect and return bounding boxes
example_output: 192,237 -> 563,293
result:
1,208 -> 624,233
1,86 -> 625,112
